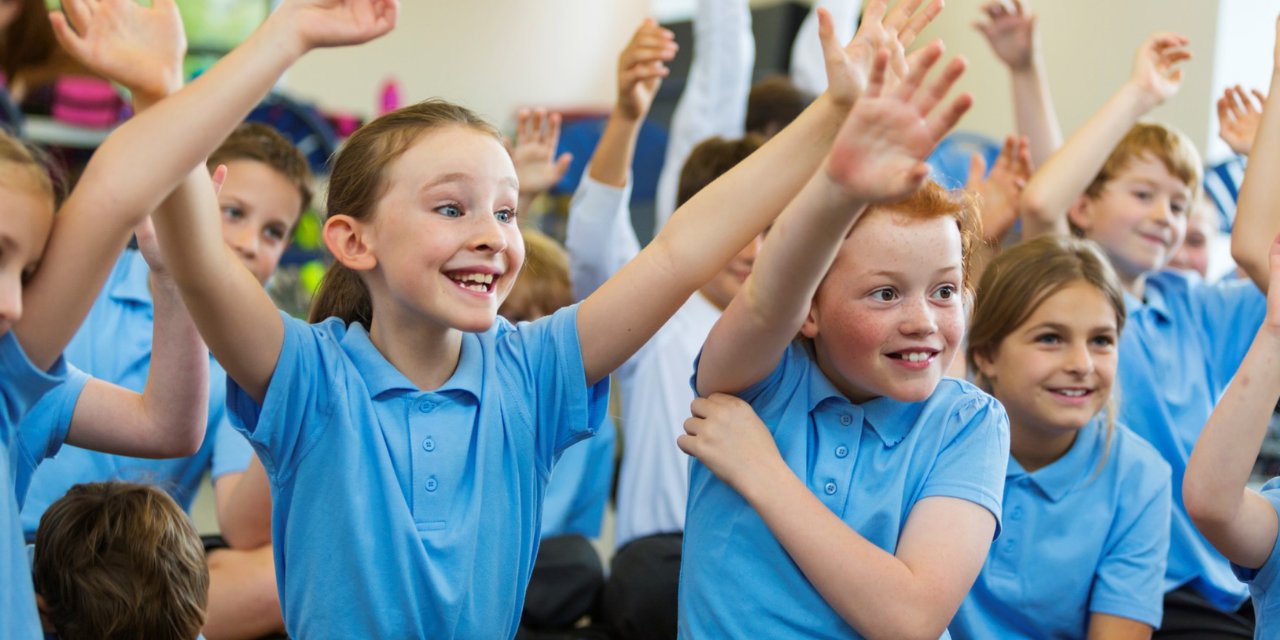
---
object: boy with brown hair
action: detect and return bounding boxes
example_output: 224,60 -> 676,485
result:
33,482 -> 209,640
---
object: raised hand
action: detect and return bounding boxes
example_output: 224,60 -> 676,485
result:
973,0 -> 1036,71
276,0 -> 398,51
677,394 -> 784,494
966,134 -> 1032,243
1128,32 -> 1192,108
512,108 -> 573,199
616,18 -> 677,121
48,0 -> 186,100
822,0 -> 943,110
1219,86 -> 1267,156
825,44 -> 972,203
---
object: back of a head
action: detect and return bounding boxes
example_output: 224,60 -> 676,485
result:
0,130 -> 63,206
745,76 -> 813,139
208,122 -> 314,217
498,228 -> 571,323
967,235 -> 1126,376
33,482 -> 208,640
1084,122 -> 1203,202
676,135 -> 764,208
309,99 -> 502,326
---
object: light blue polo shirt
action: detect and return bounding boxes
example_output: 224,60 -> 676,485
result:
9,365 -> 90,504
540,413 -> 615,539
226,306 -> 609,639
679,342 -> 1009,639
0,332 -> 68,640
18,250 -> 254,539
951,418 -> 1172,639
1231,478 -> 1280,640
1118,269 -> 1265,610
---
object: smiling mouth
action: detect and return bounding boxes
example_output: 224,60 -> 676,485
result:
446,271 -> 496,294
887,350 -> 938,367
1048,387 -> 1095,401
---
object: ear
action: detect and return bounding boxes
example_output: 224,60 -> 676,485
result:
800,299 -> 820,339
35,594 -> 56,632
323,214 -> 377,272
1066,194 -> 1094,234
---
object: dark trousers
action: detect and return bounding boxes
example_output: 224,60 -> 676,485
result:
1155,585 -> 1255,639
600,532 -> 682,640
520,534 -> 606,636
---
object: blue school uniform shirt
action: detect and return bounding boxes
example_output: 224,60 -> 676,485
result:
8,366 -> 90,504
950,418 -> 1172,639
0,332 -> 68,640
18,250 -> 253,539
226,306 -> 609,639
540,413 -> 615,539
1118,269 -> 1265,610
1232,478 -> 1280,639
679,342 -> 1009,639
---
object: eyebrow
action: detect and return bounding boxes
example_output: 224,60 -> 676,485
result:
1026,321 -> 1116,334
421,173 -> 519,192
865,266 -> 960,279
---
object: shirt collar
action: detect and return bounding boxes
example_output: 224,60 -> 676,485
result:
1124,274 -> 1171,322
340,322 -> 483,400
109,250 -> 153,307
1007,416 -> 1106,503
807,355 -> 923,447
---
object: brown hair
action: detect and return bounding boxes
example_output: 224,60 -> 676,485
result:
967,235 -> 1126,467
0,0 -> 57,82
309,99 -> 502,325
676,135 -> 763,207
745,75 -> 812,138
498,228 -> 571,323
1082,122 -> 1202,206
207,122 -> 314,218
0,129 -> 64,206
33,482 -> 209,640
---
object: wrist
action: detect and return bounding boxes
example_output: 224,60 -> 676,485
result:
259,9 -> 309,62
1119,79 -> 1162,115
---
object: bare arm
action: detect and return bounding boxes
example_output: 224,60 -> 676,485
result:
1019,33 -> 1190,239
588,18 -> 676,189
578,0 -> 944,385
974,0 -> 1061,167
697,44 -> 970,396
1232,23 -> 1280,290
1087,614 -> 1152,640
214,457 -> 273,549
678,394 -> 994,638
1185,231 -> 1280,570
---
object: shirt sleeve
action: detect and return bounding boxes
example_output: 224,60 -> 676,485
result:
789,0 -> 861,96
1089,455 -> 1172,628
0,332 -> 67,427
15,365 -> 90,473
653,0 -> 754,228
565,176 -> 641,301
224,312 -> 341,481
497,305 -> 610,475
918,391 -> 1010,538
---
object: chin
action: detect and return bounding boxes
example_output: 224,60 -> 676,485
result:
883,377 -> 942,403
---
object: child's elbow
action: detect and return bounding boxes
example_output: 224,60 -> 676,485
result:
1184,476 -> 1229,530
165,424 -> 207,458
852,604 -> 951,640
1018,189 -> 1051,226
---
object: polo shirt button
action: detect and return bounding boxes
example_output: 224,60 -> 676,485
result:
418,400 -> 436,413
1003,540 -> 1016,553
425,477 -> 438,492
839,414 -> 852,426
834,445 -> 849,458
824,482 -> 837,495
1010,507 -> 1022,520
422,438 -> 436,452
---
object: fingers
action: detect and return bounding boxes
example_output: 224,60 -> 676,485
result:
884,0 -> 926,34
861,0 -> 889,28
865,48 -> 891,99
927,92 -> 974,142
899,0 -> 943,47
913,53 -> 966,118
1014,135 -> 1032,176
965,153 -> 987,189
892,39 -> 943,101
1252,88 -> 1269,107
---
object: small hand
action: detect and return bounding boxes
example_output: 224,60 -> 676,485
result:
279,0 -> 398,51
1218,85 -> 1267,156
823,0 -> 944,110
973,0 -> 1036,71
677,393 -> 784,494
616,18 -> 677,121
511,108 -> 573,198
1129,32 -> 1192,108
966,134 -> 1031,243
825,44 -> 972,203
48,0 -> 187,100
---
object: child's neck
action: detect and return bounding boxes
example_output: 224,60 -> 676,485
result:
1118,269 -> 1147,300
1009,421 -> 1079,473
368,313 -> 464,391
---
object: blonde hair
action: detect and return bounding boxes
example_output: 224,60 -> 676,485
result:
0,130 -> 63,206
1073,123 -> 1202,237
498,228 -> 571,322
309,99 -> 503,325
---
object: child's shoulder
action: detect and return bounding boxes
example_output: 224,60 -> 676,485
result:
931,376 -> 1004,414
1106,422 -> 1173,494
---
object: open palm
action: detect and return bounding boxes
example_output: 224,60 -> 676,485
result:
50,0 -> 186,98
287,0 -> 399,50
1131,32 -> 1191,105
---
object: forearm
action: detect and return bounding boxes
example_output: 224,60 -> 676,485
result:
1009,58 -> 1062,168
587,111 -> 643,188
1231,69 -> 1280,289
139,272 -> 210,454
739,465 -> 958,639
1020,82 -> 1155,238
697,171 -> 865,395
216,459 -> 273,549
1086,614 -> 1153,640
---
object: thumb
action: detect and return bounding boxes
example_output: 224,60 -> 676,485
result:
965,153 -> 987,189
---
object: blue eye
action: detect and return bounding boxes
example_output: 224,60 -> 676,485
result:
495,209 -> 516,224
1091,335 -> 1116,348
222,206 -> 244,220
1034,333 -> 1062,345
437,204 -> 463,218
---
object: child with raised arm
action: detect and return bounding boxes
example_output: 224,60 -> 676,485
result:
1018,28 -> 1278,635
953,235 -> 1172,640
678,45 -> 1001,638
973,0 -> 1061,168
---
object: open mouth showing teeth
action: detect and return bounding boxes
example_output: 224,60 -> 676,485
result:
888,351 -> 935,363
1051,389 -> 1091,397
447,272 -> 496,293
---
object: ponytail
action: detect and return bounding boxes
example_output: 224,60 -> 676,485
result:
308,262 -> 372,327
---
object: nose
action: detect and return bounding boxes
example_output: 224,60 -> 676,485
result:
226,223 -> 258,260
1063,340 -> 1095,376
1149,197 -> 1176,228
899,295 -> 937,337
469,213 -> 508,254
